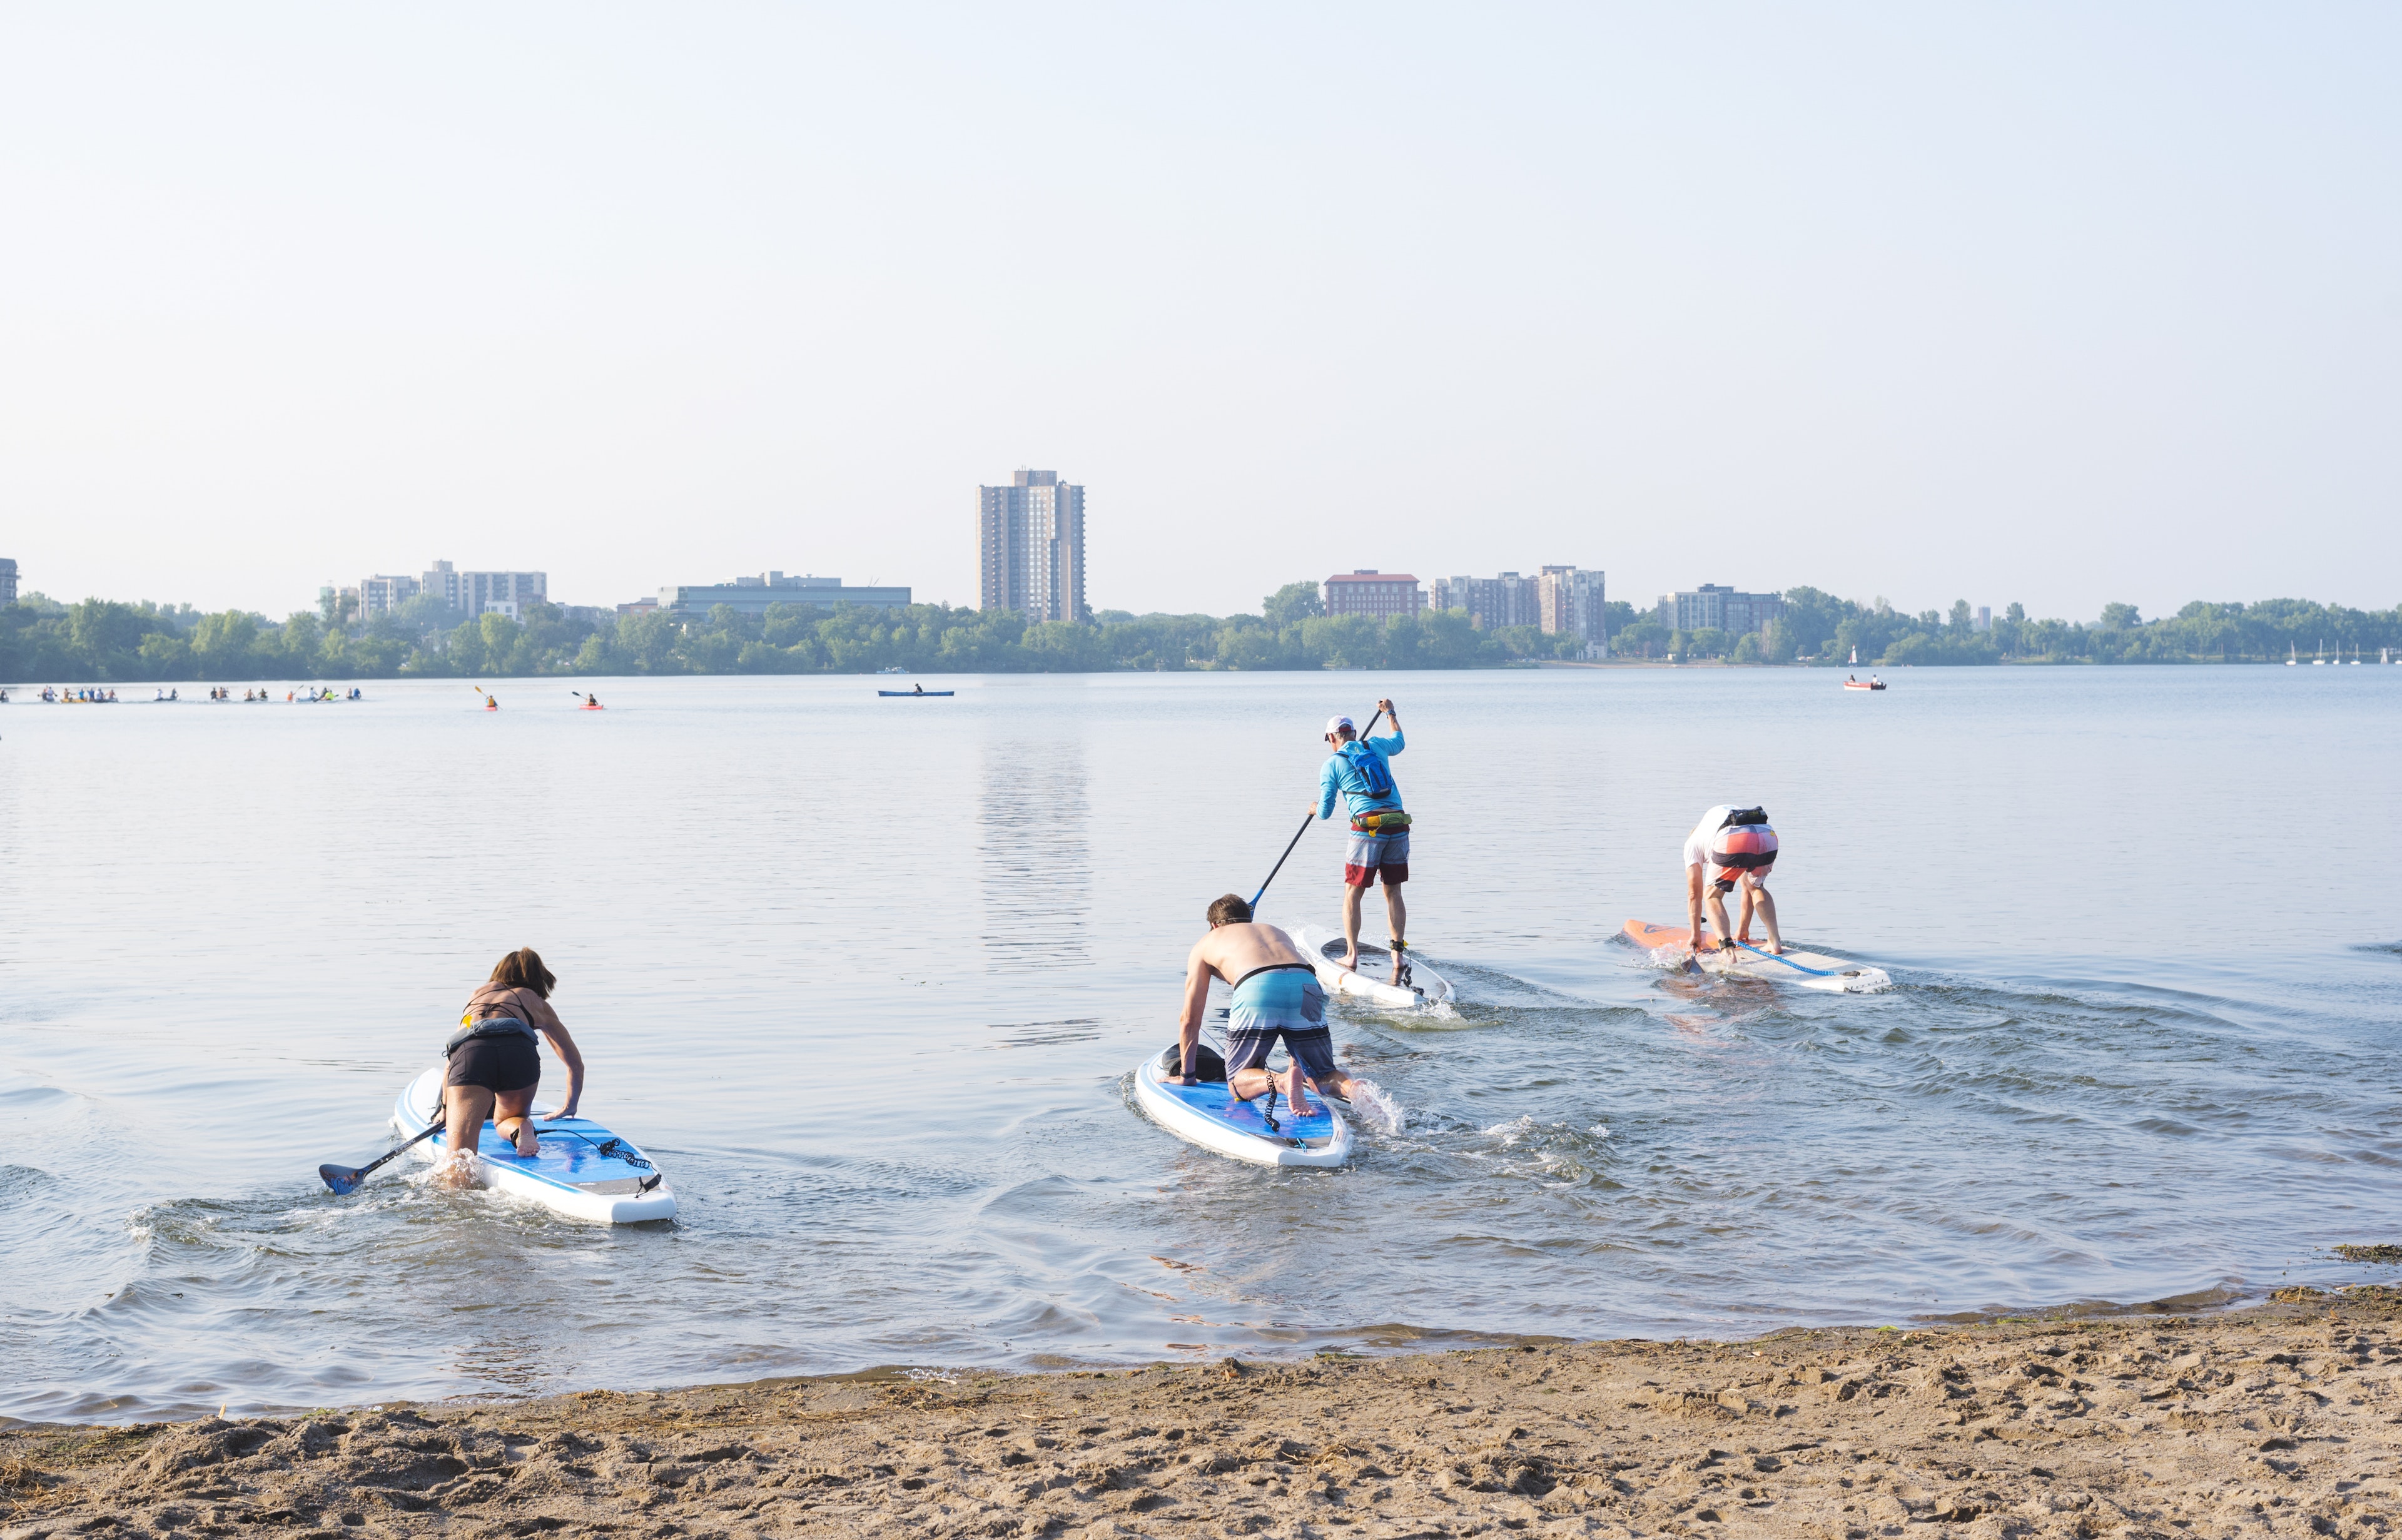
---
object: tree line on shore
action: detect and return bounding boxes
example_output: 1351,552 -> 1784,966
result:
3,580 -> 2394,682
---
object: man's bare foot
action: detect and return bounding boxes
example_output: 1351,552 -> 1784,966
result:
1340,952 -> 1359,971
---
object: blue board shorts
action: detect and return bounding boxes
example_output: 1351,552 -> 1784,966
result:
1224,964 -> 1339,1084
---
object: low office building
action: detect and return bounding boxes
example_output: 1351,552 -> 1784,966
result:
1324,570 -> 1424,619
1657,584 -> 1783,635
661,572 -> 911,617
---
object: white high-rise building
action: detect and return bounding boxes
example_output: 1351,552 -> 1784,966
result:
419,559 -> 547,618
978,471 -> 1088,622
1538,565 -> 1609,656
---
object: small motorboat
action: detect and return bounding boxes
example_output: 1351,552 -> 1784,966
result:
1842,676 -> 1886,692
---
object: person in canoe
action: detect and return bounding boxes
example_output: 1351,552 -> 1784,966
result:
1312,699 -> 1411,980
1683,804 -> 1783,956
1175,894 -> 1374,1118
437,947 -> 585,1185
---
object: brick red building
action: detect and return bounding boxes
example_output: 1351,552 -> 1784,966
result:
1322,570 -> 1423,619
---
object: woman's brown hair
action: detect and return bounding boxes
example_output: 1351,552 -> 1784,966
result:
489,947 -> 557,999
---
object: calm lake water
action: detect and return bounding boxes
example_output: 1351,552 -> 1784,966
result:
3,666 -> 2399,1423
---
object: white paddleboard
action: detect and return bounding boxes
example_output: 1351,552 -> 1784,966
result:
1621,919 -> 1892,994
393,1065 -> 677,1223
1132,1048 -> 1352,1168
1289,925 -> 1455,1010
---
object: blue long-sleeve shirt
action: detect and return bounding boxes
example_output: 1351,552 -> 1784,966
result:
1317,731 -> 1405,821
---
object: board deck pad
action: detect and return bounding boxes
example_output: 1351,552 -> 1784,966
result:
1147,1075 -> 1340,1144
431,1119 -> 664,1194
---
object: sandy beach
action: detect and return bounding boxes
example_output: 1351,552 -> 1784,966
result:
6,1290 -> 2398,1539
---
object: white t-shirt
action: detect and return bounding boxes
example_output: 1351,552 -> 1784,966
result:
1683,806 -> 1743,870
1691,812 -> 1729,869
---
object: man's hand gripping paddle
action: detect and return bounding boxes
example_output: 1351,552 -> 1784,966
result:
1248,707 -> 1384,912
319,1119 -> 444,1195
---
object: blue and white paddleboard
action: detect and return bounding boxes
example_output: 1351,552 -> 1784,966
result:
393,1065 -> 677,1224
1133,1048 -> 1352,1168
1290,925 -> 1454,1010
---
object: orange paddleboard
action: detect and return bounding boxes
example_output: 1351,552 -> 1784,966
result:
1623,919 -> 1696,949
1620,918 -> 1892,993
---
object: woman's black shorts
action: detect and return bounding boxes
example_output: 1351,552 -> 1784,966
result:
446,1032 -> 541,1093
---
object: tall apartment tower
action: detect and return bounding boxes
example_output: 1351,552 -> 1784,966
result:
1538,565 -> 1608,655
978,470 -> 1088,622
0,558 -> 16,605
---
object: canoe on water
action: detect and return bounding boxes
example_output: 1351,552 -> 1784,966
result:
392,1065 -> 677,1223
1621,919 -> 1892,993
877,689 -> 953,697
1288,925 -> 1454,1010
1132,1045 -> 1352,1168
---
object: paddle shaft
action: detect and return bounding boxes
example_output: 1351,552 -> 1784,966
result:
1250,707 -> 1384,912
320,1117 -> 443,1193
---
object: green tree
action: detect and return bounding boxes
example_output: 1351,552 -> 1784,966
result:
1264,581 -> 1324,627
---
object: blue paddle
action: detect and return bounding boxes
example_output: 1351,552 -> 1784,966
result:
1249,707 -> 1384,911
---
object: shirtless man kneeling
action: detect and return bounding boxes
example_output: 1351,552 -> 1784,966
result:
1175,894 -> 1375,1119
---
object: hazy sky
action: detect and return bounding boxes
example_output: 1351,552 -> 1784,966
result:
4,3 -> 2396,622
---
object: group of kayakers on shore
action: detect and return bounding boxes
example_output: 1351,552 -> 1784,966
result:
17,685 -> 366,702
433,694 -> 1785,1180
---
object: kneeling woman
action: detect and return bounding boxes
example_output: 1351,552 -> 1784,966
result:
440,947 -> 585,1182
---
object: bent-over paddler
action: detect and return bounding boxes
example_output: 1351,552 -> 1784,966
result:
1312,698 -> 1411,981
1684,804 -> 1783,957
439,947 -> 587,1186
1175,894 -> 1376,1120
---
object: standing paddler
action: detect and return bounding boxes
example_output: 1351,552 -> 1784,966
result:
1312,698 -> 1412,981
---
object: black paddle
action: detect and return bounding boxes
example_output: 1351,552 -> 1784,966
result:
1248,707 -> 1384,913
319,1119 -> 443,1195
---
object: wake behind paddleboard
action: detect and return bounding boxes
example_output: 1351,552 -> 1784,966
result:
1132,1047 -> 1352,1168
1290,925 -> 1454,1010
1621,919 -> 1892,993
393,1065 -> 676,1223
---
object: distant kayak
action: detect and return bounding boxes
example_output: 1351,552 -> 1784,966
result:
1621,919 -> 1892,993
1289,925 -> 1454,1010
878,689 -> 953,697
391,1065 -> 676,1224
1132,1045 -> 1352,1168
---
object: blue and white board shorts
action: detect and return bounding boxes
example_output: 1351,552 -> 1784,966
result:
1224,965 -> 1339,1083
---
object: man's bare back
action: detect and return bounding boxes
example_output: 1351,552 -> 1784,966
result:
1185,920 -> 1313,986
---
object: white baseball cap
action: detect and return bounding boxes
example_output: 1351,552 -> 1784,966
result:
1325,715 -> 1354,735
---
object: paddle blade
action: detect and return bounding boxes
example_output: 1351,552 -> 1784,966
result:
318,1163 -> 366,1195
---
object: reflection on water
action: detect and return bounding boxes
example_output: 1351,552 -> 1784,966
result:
979,732 -> 1089,974
1,667 -> 2400,1422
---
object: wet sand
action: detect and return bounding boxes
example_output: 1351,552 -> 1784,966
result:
6,1291 -> 2398,1539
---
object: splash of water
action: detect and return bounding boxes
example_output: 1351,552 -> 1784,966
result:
1344,1079 -> 1406,1136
